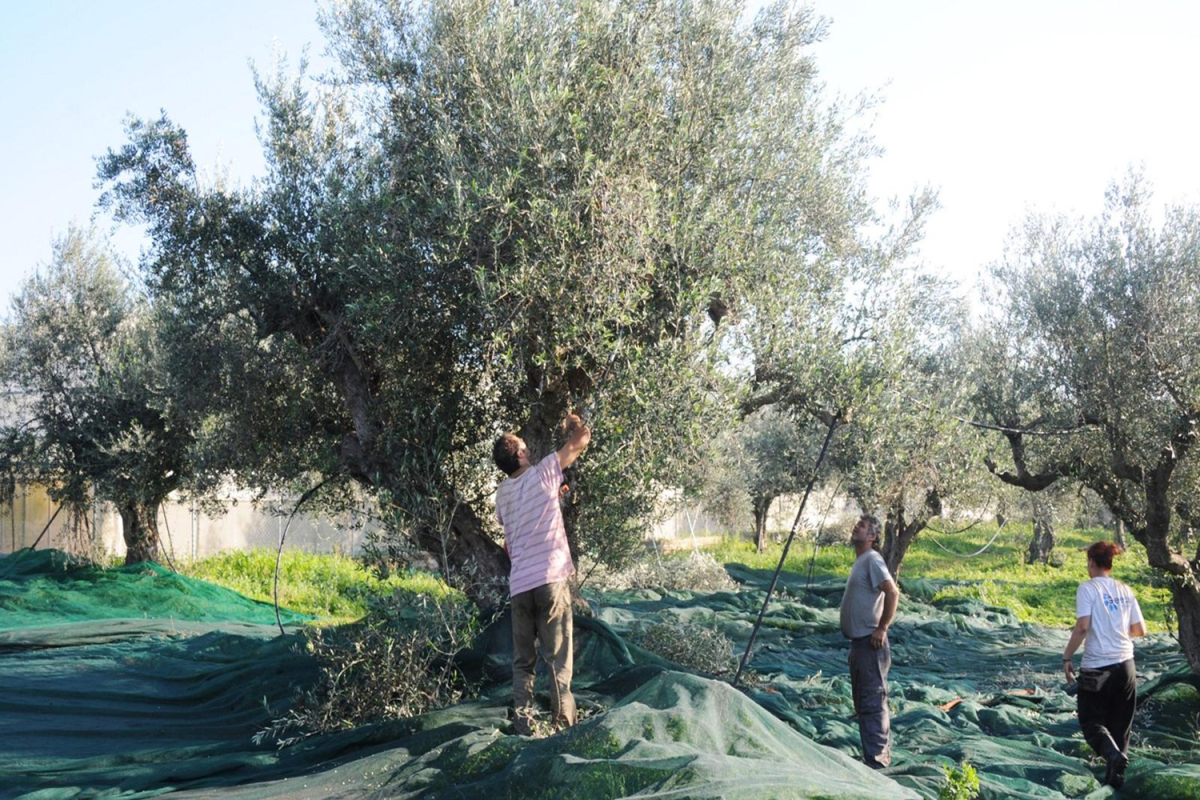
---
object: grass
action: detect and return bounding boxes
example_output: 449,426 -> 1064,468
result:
180,549 -> 458,622
181,523 -> 1176,633
707,522 -> 1174,633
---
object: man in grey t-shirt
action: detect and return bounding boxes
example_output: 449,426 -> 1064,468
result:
839,514 -> 899,768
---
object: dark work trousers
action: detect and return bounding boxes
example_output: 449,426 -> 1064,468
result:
1077,658 -> 1137,760
849,635 -> 891,768
510,580 -> 575,734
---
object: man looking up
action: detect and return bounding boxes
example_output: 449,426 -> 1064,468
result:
493,413 -> 591,736
839,514 -> 899,768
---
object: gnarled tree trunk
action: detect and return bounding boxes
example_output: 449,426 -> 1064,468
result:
1173,580 -> 1200,673
413,502 -> 511,610
119,502 -> 159,565
1026,497 -> 1056,564
880,490 -> 941,579
881,510 -> 923,579
752,494 -> 775,553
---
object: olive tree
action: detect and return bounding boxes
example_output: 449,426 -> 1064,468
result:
832,375 -> 990,578
740,190 -> 985,576
0,226 -> 189,563
973,175 -> 1200,670
729,406 -> 814,552
97,0 -> 873,605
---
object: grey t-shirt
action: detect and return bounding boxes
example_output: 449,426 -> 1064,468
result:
840,549 -> 894,639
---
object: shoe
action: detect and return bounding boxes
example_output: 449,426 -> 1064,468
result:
1104,752 -> 1128,788
511,709 -> 534,737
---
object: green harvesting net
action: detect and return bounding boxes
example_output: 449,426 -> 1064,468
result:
1,549 -> 1197,799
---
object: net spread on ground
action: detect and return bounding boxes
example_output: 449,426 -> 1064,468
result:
1,549 -> 1198,799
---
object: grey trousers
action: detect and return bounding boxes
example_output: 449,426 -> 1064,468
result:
849,636 -> 892,768
511,580 -> 575,733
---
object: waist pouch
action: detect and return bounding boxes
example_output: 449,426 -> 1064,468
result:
1077,667 -> 1112,693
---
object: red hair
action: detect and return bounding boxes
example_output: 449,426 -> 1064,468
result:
1087,541 -> 1124,570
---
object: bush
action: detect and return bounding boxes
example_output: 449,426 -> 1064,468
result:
255,588 -> 479,744
939,760 -> 980,800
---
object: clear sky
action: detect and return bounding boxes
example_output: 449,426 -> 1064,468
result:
0,0 -> 327,304
3,1 -> 1199,309
811,0 -> 1200,292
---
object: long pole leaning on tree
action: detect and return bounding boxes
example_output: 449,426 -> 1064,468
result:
27,503 -> 64,551
732,414 -> 839,689
273,476 -> 344,637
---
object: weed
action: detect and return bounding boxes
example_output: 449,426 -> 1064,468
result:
181,548 -> 449,621
702,525 -> 1170,632
939,759 -> 981,800
705,535 -> 857,578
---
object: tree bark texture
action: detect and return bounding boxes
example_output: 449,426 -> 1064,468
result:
1026,498 -> 1056,565
881,510 -> 924,579
119,502 -> 159,565
752,495 -> 774,553
412,502 -> 511,610
1172,581 -> 1200,673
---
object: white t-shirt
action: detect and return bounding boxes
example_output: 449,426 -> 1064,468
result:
1076,576 -> 1144,669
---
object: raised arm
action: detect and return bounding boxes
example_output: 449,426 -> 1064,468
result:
557,413 -> 591,470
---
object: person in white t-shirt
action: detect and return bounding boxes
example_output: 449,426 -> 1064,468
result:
493,413 -> 590,735
1062,541 -> 1145,789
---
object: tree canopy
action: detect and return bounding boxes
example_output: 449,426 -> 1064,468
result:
734,180 -> 981,575
973,175 -> 1200,670
0,226 -> 188,563
95,0 -> 878,604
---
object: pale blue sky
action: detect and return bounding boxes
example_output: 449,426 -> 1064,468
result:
813,1 -> 1200,293
0,0 -> 326,302
3,1 -> 1198,308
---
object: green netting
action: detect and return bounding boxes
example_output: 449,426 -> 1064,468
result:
0,548 -> 311,635
1,549 -> 1198,799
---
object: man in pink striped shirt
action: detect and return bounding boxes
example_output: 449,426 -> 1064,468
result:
493,413 -> 591,735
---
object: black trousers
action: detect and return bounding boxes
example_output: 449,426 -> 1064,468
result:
1077,658 -> 1136,759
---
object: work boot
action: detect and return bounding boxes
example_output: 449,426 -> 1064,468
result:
1104,752 -> 1129,788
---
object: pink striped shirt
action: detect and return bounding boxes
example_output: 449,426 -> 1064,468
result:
496,452 -> 575,596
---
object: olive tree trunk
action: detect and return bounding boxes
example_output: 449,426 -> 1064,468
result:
119,502 -> 159,565
752,494 -> 775,553
1026,497 -> 1056,565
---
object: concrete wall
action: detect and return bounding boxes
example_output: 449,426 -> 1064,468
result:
1,480 -> 863,562
0,485 -> 372,561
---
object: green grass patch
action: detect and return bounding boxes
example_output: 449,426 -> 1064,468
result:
184,521 -> 1176,635
707,523 -> 1173,633
180,549 -> 456,622
707,535 -> 857,576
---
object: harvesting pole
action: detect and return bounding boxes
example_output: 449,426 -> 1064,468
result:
732,414 -> 839,689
